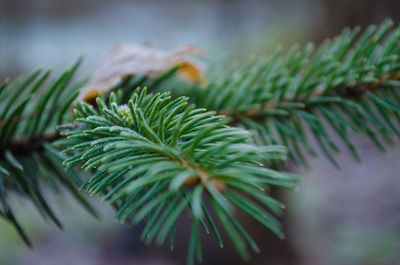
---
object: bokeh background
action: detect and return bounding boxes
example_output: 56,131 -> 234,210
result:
1,0 -> 400,264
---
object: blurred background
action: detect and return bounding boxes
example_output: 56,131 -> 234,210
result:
1,0 -> 400,264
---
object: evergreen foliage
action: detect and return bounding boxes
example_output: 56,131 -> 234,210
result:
0,59 -> 96,246
192,19 -> 400,167
1,18 -> 400,264
57,88 -> 298,264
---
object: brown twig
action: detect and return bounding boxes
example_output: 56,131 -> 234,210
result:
177,158 -> 226,191
0,133 -> 61,155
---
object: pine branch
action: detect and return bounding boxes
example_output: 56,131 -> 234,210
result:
3,18 -> 399,264
191,18 -> 400,167
0,58 -> 192,246
57,88 -> 299,263
0,59 -> 97,245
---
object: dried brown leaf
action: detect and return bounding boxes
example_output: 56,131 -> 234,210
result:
79,43 -> 206,102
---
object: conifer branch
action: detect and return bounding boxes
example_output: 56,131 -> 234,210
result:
0,59 -> 97,245
0,58 -> 189,246
192,18 -> 400,166
2,18 -> 400,265
57,88 -> 299,263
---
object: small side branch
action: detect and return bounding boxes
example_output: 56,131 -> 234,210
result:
0,133 -> 61,155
